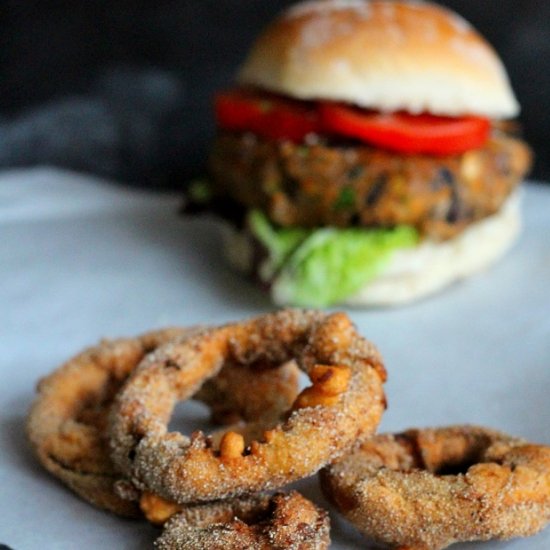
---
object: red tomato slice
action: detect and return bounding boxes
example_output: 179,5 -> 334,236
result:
215,90 -> 321,142
320,103 -> 491,155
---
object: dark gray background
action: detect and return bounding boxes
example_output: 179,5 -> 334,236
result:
1,0 -> 548,185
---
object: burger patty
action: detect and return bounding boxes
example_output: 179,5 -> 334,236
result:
208,132 -> 532,240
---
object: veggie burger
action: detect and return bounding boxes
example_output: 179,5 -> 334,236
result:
188,0 -> 532,307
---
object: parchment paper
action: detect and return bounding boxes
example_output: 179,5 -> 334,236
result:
1,168 -> 549,549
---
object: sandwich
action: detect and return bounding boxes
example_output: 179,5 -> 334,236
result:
187,0 -> 532,307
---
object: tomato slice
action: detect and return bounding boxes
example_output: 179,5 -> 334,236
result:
319,103 -> 491,155
215,90 -> 490,154
215,90 -> 321,142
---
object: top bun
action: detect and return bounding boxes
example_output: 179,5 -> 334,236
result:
238,0 -> 519,118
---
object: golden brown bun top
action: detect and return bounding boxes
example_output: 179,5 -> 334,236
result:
238,0 -> 519,118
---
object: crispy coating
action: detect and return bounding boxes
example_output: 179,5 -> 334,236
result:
140,491 -> 185,526
109,309 -> 386,504
26,328 -> 190,517
154,491 -> 330,549
293,365 -> 352,409
320,425 -> 550,549
27,327 -> 300,517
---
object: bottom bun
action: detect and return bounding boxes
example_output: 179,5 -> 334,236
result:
222,191 -> 521,307
344,191 -> 521,306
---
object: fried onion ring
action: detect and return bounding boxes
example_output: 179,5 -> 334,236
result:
320,425 -> 550,550
27,328 -> 300,517
109,309 -> 386,504
154,491 -> 330,549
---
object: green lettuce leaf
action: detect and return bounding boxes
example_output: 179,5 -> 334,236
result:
248,210 -> 309,279
248,210 -> 419,307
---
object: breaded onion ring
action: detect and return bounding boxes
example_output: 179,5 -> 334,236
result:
320,425 -> 550,550
27,328 -> 300,517
154,491 -> 330,549
109,309 -> 386,504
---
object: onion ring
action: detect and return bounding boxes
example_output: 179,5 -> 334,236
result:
320,425 -> 550,550
154,491 -> 330,549
27,328 -> 300,517
109,309 -> 386,504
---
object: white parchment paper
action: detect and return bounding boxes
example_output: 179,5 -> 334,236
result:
1,168 -> 550,549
